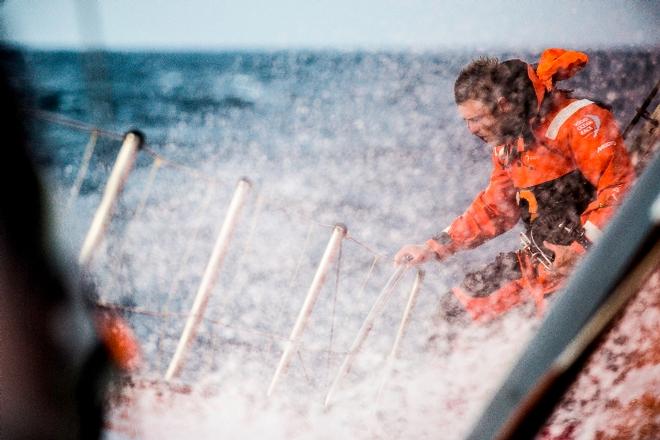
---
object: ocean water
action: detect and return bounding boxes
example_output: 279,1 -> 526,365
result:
20,48 -> 660,439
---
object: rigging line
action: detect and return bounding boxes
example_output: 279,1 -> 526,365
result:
155,185 -> 218,364
326,237 -> 343,387
202,318 -> 224,378
112,158 -> 163,304
34,107 -> 197,151
216,190 -> 267,312
164,185 -> 218,304
140,145 -> 221,184
208,319 -> 285,348
96,300 -> 352,357
102,159 -> 161,323
262,195 -> 387,258
28,109 -> 124,141
65,129 -> 98,216
292,213 -> 336,230
264,218 -> 316,357
115,157 -> 163,259
346,233 -> 387,258
99,301 -> 286,343
38,110 -> 396,282
134,158 -> 163,218
260,195 -> 336,230
88,159 -> 161,303
270,205 -> 335,230
210,314 -> 353,357
355,254 -> 380,302
297,350 -> 314,386
32,108 -> 221,184
289,221 -> 315,288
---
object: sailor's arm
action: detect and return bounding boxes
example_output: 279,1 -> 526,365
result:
433,153 -> 519,250
394,231 -> 454,265
395,153 -> 519,265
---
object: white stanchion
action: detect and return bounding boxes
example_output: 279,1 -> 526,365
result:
78,131 -> 143,267
267,224 -> 347,397
165,178 -> 252,380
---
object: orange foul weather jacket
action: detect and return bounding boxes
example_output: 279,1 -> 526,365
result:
427,92 -> 635,322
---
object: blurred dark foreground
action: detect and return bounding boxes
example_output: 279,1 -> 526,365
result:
0,47 -> 114,440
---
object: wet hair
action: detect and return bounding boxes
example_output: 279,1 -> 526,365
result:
498,59 -> 538,124
454,57 -> 501,109
454,57 -> 538,123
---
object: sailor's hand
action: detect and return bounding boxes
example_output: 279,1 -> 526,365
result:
394,244 -> 435,266
543,241 -> 585,276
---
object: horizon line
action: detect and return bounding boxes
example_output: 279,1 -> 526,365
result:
4,41 -> 659,54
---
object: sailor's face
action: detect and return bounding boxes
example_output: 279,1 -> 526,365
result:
457,99 -> 501,146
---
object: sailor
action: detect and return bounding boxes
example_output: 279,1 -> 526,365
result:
395,49 -> 635,322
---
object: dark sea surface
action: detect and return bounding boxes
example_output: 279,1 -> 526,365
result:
18,48 -> 660,439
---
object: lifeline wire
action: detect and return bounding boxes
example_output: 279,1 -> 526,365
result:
35,110 -> 399,377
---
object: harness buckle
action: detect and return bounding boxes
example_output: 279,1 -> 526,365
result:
519,231 -> 554,271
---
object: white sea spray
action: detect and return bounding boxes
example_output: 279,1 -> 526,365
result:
26,49 -> 659,439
